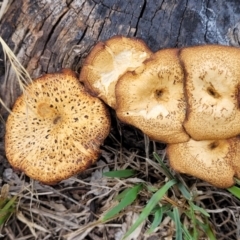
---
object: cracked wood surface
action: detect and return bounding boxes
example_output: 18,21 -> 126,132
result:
0,0 -> 240,146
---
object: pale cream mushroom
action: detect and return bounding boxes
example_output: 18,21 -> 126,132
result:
79,35 -> 152,109
5,69 -> 111,184
115,48 -> 189,144
180,45 -> 240,140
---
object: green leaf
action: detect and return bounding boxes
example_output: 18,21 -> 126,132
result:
189,201 -> 210,217
103,169 -> 136,178
228,185 -> 240,199
173,207 -> 182,240
102,184 -> 143,221
124,179 -> 177,239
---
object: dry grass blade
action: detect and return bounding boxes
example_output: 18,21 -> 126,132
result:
0,0 -> 12,21
0,36 -> 32,115
16,211 -> 50,237
0,37 -> 32,86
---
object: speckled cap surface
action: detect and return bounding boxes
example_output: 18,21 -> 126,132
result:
116,48 -> 189,144
5,69 -> 111,184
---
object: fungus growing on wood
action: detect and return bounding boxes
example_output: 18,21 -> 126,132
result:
180,45 -> 240,140
115,48 -> 189,144
167,137 -> 240,188
5,69 -> 111,184
79,35 -> 152,109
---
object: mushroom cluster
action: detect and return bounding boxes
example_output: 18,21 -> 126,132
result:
5,36 -> 240,188
79,36 -> 240,188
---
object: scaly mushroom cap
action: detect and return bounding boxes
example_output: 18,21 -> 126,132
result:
167,138 -> 239,188
229,136 -> 240,179
5,69 -> 111,184
115,48 -> 189,144
79,35 -> 152,108
180,45 -> 240,140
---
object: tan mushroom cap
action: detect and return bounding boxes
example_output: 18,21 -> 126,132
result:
115,48 -> 189,144
5,69 -> 111,184
229,137 -> 240,180
79,35 -> 152,108
167,137 -> 240,188
180,45 -> 240,140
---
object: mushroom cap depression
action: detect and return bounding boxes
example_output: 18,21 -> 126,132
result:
180,45 -> 240,140
167,137 -> 240,188
5,69 -> 111,184
79,35 -> 152,109
116,48 -> 189,144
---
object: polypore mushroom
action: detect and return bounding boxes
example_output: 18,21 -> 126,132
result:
115,48 -> 189,144
180,45 -> 240,140
5,69 -> 111,184
79,35 -> 152,109
167,137 -> 240,188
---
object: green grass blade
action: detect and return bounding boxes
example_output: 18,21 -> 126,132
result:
197,217 -> 216,240
0,195 -> 17,212
182,225 -> 193,240
153,152 -> 175,180
0,195 -> 17,226
103,169 -> 136,178
124,179 -> 177,239
173,207 -> 182,240
145,184 -> 159,193
0,208 -> 15,225
228,186 -> 240,199
183,202 -> 198,239
177,182 -> 192,200
102,184 -> 143,221
234,178 -> 240,185
0,199 -> 7,209
147,204 -> 172,234
189,201 -> 210,217
114,188 -> 133,201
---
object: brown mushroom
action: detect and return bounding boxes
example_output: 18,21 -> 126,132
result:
229,136 -> 240,180
115,48 -> 189,144
180,45 -> 240,140
79,35 -> 152,109
5,69 -> 111,184
167,137 -> 240,188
